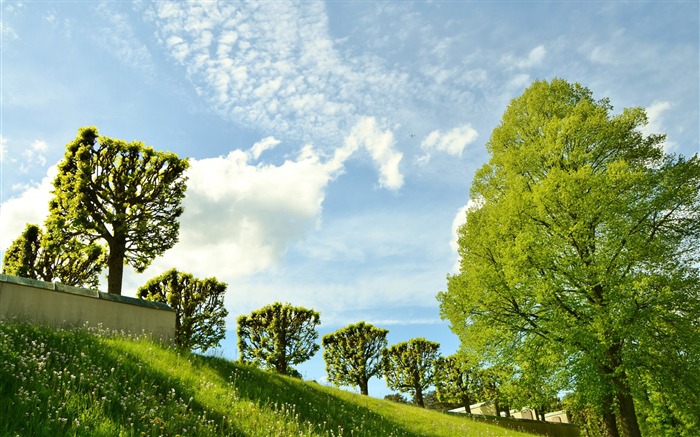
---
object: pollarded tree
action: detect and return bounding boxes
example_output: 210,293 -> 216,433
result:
237,302 -> 320,377
383,338 -> 440,407
434,354 -> 477,414
47,127 -> 189,295
438,79 -> 700,437
2,223 -> 104,288
322,321 -> 388,396
137,269 -> 228,352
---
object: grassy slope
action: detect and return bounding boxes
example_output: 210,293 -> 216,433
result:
0,321 -> 535,437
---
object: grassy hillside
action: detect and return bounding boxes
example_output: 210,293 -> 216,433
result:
0,321 -> 536,437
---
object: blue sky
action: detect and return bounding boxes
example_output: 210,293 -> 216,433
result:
1,1 -> 698,398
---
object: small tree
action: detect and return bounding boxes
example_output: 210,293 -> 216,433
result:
2,223 -> 104,288
137,269 -> 228,352
322,321 -> 388,396
237,302 -> 320,376
434,354 -> 477,414
48,127 -> 189,295
383,338 -> 440,407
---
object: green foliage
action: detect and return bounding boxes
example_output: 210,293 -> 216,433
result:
0,321 -> 535,437
384,393 -> 410,404
322,321 -> 388,396
47,127 -> 189,295
433,354 -> 477,413
237,302 -> 320,377
383,338 -> 440,408
2,223 -> 104,288
438,79 -> 700,437
137,268 -> 228,352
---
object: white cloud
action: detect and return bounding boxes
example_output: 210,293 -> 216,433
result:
449,198 -> 484,272
343,117 -> 403,190
0,21 -> 18,44
137,140 -> 346,284
0,166 -> 56,253
146,1 -> 417,189
0,136 -> 6,163
503,45 -> 546,69
94,3 -> 156,79
250,136 -> 281,160
419,124 -> 478,163
641,101 -> 676,152
449,205 -> 468,255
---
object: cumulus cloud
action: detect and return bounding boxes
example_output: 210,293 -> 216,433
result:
136,139 -> 348,284
22,140 -> 49,167
343,117 -> 403,190
503,45 -> 546,69
0,166 -> 56,253
250,136 -> 281,160
641,101 -> 676,152
418,124 -> 478,163
449,197 -> 484,272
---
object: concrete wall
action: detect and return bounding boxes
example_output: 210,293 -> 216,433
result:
0,274 -> 175,343
545,410 -> 571,424
470,401 -> 497,416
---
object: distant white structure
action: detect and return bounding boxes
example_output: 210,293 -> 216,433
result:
545,410 -> 571,423
448,401 -> 496,416
449,402 -> 571,424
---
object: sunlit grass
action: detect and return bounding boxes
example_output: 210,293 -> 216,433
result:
0,320 -> 535,436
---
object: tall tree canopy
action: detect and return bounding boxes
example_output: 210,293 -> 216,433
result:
2,223 -> 103,288
383,338 -> 440,408
48,127 -> 189,295
438,79 -> 700,437
137,269 -> 228,352
237,302 -> 320,377
322,321 -> 388,396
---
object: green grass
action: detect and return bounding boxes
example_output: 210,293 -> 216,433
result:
0,321 -> 536,436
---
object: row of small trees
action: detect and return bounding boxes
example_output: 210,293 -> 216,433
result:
234,301 -> 557,416
235,302 -> 439,404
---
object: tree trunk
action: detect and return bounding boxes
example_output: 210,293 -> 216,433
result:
462,395 -> 472,414
615,376 -> 642,437
107,242 -> 125,295
414,385 -> 425,407
602,394 -> 620,437
359,378 -> 369,396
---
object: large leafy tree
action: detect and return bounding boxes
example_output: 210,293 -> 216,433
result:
438,79 -> 700,437
322,321 -> 388,396
237,302 -> 320,377
383,338 -> 440,407
137,269 -> 228,352
2,223 -> 104,288
48,127 -> 189,295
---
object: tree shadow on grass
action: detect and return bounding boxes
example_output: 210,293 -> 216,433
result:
199,354 -> 430,437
